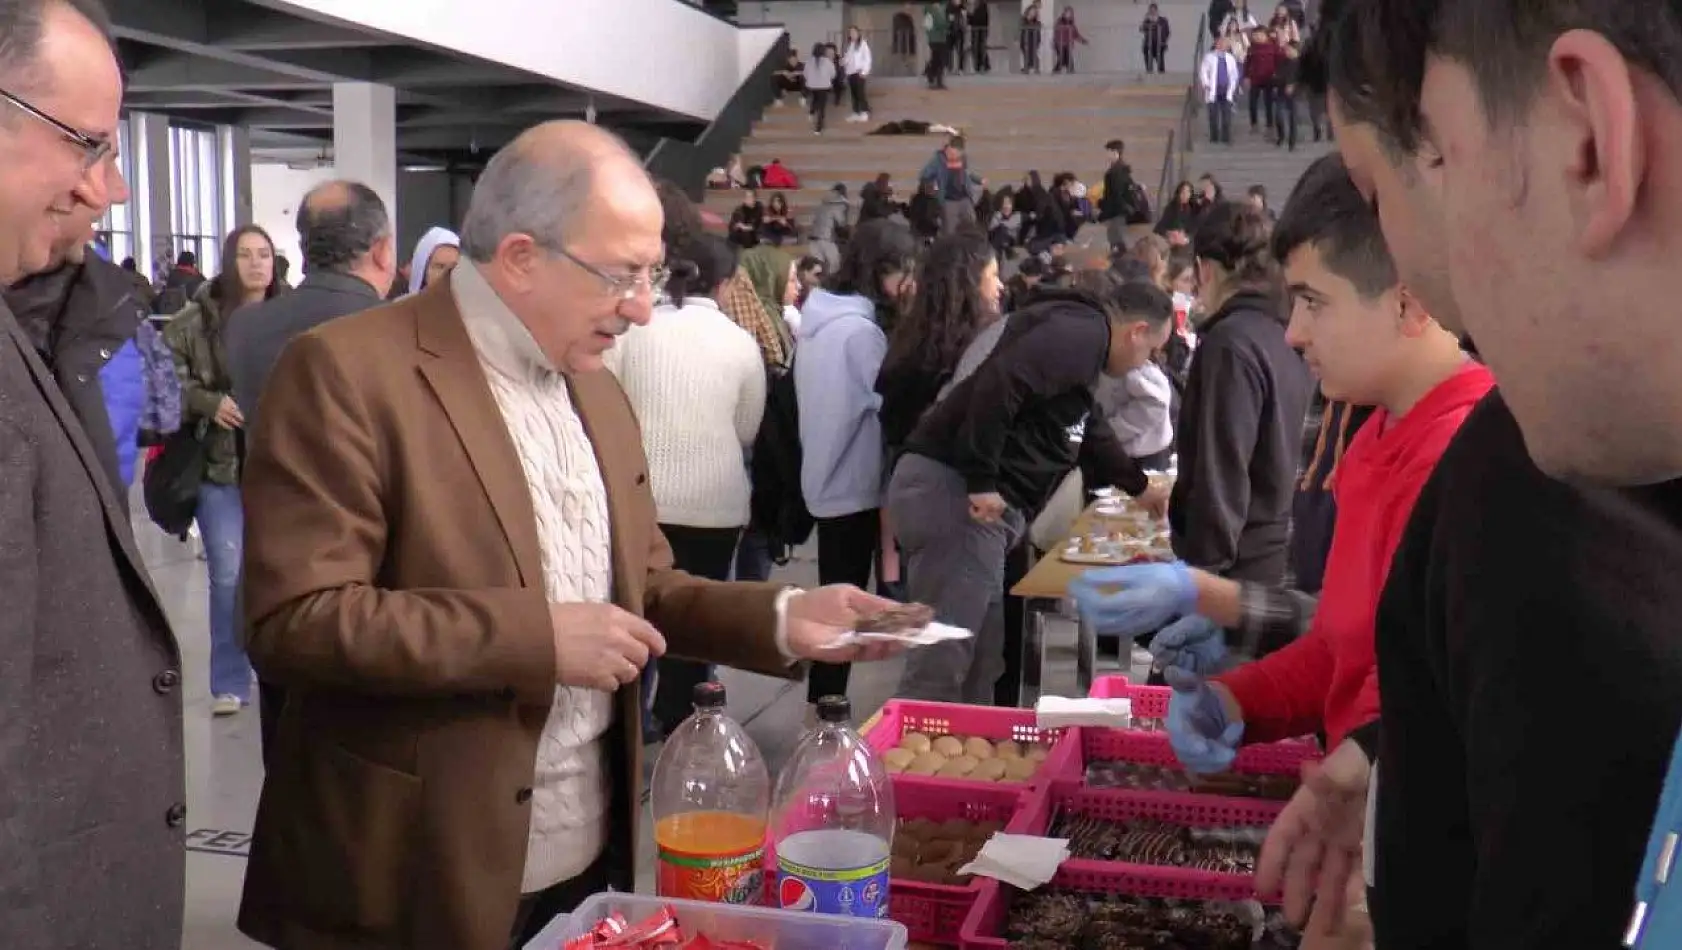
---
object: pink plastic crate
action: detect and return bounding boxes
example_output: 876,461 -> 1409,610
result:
1007,779 -> 1282,892
885,776 -> 1027,946
864,700 -> 1076,789
1088,674 -> 1171,720
959,867 -> 1262,950
1042,720 -> 1323,791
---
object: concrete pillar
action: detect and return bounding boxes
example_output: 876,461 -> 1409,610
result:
224,125 -> 253,228
130,111 -> 175,282
331,82 -> 398,237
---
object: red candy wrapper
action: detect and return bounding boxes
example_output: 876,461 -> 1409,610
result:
569,905 -> 766,950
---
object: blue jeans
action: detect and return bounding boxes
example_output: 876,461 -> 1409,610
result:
197,482 -> 250,701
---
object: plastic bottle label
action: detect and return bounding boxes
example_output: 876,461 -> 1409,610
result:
656,843 -> 767,905
775,855 -> 892,918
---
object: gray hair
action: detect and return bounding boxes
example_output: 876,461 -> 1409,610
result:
460,126 -> 642,263
0,0 -> 113,94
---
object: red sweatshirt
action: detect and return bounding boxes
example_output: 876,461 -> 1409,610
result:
1218,362 -> 1495,747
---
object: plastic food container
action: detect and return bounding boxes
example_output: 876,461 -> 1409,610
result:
524,892 -> 909,950
886,775 -> 1027,946
862,699 -> 1076,790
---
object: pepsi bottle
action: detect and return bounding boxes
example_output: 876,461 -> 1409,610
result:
770,696 -> 896,919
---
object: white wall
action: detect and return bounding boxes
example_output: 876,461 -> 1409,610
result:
265,0 -> 781,121
734,1 -> 845,57
250,164 -> 336,285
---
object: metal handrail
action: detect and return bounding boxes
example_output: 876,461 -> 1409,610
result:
1168,13 -> 1209,204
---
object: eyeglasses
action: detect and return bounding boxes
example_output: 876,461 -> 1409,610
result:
554,246 -> 669,302
0,87 -> 113,171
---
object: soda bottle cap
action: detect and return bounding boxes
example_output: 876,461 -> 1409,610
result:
815,695 -> 851,723
692,681 -> 727,709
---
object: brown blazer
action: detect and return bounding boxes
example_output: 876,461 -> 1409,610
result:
236,275 -> 796,950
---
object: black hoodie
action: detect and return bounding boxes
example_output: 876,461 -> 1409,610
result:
903,287 -> 1147,517
1168,287 -> 1312,582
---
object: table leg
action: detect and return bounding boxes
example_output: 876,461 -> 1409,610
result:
1075,608 -> 1100,697
1019,598 -> 1049,707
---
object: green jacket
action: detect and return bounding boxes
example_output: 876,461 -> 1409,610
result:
924,3 -> 949,42
162,285 -> 241,485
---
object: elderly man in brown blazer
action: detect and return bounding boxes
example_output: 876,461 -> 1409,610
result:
236,121 -> 901,950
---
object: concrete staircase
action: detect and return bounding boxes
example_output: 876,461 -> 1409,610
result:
703,72 -> 1192,242
1176,107 -> 1336,210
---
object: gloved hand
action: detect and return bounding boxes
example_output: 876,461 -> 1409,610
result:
1150,615 -> 1229,676
1165,666 -> 1244,775
1069,561 -> 1198,638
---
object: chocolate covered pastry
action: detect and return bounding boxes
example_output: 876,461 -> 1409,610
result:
1007,891 -> 1286,949
1085,759 -> 1301,801
855,602 -> 935,633
1049,810 -> 1266,873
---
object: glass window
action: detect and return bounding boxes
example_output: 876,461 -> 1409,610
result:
95,119 -> 134,267
168,124 -> 225,276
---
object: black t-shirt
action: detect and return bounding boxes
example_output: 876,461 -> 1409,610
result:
1371,388 -> 1682,949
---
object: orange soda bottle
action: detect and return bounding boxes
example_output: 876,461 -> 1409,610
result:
651,681 -> 770,904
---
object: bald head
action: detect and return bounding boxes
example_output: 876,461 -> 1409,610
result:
296,178 -> 389,275
461,120 -> 658,263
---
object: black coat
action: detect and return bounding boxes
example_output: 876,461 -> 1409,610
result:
4,255 -> 152,504
1168,288 -> 1313,582
224,270 -> 386,441
0,299 -> 182,949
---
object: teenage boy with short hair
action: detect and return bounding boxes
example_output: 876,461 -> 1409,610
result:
1254,3 -> 1682,947
1075,154 -> 1491,776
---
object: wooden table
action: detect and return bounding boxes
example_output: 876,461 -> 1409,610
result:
1010,501 -> 1140,704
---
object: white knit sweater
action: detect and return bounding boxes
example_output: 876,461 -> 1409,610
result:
606,297 -> 767,528
454,262 -> 615,894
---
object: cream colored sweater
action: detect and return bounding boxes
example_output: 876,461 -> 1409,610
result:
455,262 -> 615,894
606,297 -> 767,528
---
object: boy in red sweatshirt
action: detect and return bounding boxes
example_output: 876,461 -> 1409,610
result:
1073,153 -> 1493,769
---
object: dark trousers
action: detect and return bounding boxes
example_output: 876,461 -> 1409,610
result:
926,40 -> 949,86
847,73 -> 871,114
1309,93 -> 1330,139
950,27 -> 967,69
1275,92 -> 1301,148
971,27 -> 990,71
1249,83 -> 1276,129
811,509 -> 880,702
1053,44 -> 1074,72
1021,32 -> 1041,72
507,856 -> 612,949
652,524 -> 741,734
808,87 -> 828,131
735,524 -> 774,582
996,538 -> 1031,707
1208,97 -> 1233,143
1143,43 -> 1167,72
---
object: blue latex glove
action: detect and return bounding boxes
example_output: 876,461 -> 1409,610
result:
1165,666 -> 1244,774
1069,560 -> 1198,638
1150,615 -> 1229,676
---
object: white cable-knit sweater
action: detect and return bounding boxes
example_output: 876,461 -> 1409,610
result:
606,297 -> 766,528
454,262 -> 615,894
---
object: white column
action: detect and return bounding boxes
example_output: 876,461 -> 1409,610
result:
131,111 -> 175,282
331,82 -> 398,238
222,125 -> 253,229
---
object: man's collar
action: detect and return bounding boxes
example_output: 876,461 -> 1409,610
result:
451,259 -> 557,380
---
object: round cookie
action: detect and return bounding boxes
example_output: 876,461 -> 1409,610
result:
993,739 -> 1022,759
883,748 -> 916,773
908,751 -> 947,776
1023,743 -> 1051,763
963,736 -> 996,760
973,758 -> 1009,782
936,754 -> 980,778
1003,756 -> 1039,781
931,735 -> 965,757
900,732 -> 933,754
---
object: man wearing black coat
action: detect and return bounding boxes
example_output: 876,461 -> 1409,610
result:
1099,139 -> 1142,245
224,179 -> 398,759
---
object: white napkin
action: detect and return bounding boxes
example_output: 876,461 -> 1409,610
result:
958,833 -> 1071,891
822,621 -> 974,650
1035,695 -> 1134,729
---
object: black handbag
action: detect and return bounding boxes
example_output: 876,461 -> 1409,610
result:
143,419 -> 208,537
